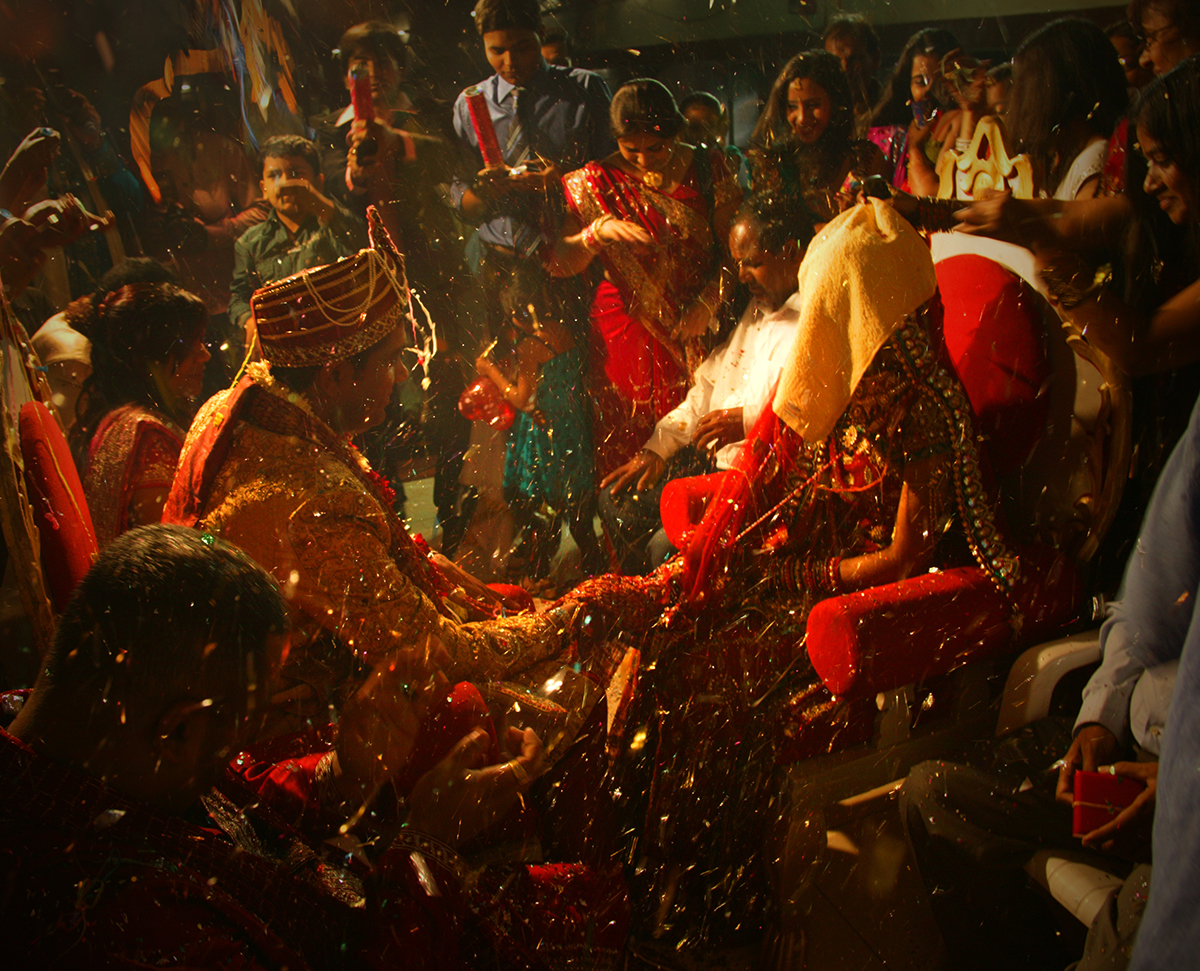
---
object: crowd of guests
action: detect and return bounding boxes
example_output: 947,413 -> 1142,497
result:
2,0 -> 1200,967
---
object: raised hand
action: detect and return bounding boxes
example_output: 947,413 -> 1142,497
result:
25,194 -> 113,248
405,725 -> 544,847
0,127 -> 61,214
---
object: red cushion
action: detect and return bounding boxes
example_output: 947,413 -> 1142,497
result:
806,544 -> 1081,700
487,582 -> 535,614
660,472 -> 727,551
936,254 -> 1051,479
18,401 -> 98,612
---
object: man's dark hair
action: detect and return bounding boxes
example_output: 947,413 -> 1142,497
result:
611,78 -> 684,139
823,12 -> 881,64
41,525 -> 289,711
473,0 -> 542,36
736,191 -> 816,254
96,257 -> 177,297
337,20 -> 408,75
541,23 -> 570,49
258,134 -> 322,179
679,91 -> 724,117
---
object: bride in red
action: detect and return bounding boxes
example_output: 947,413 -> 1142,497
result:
570,199 -> 1020,957
551,79 -> 742,479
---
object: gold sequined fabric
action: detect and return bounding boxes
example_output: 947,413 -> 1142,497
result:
185,374 -> 578,737
83,404 -> 183,548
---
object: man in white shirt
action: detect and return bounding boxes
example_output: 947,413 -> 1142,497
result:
598,192 -> 814,573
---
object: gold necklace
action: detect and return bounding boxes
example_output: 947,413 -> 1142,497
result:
640,146 -> 676,189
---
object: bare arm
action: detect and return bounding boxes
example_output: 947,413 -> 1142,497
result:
955,193 -> 1134,263
1046,261 -> 1200,377
839,454 -> 944,592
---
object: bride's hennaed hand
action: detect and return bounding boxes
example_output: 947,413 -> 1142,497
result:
598,218 -> 654,249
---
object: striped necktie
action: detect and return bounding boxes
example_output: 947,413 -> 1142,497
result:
504,87 -> 530,164
504,87 -> 540,255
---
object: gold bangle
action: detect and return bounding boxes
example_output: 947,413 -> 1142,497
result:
505,758 -> 532,786
1041,261 -> 1111,310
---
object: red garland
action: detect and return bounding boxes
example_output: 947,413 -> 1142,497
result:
364,466 -> 397,510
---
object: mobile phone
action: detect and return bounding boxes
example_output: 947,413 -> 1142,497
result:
511,159 -> 546,175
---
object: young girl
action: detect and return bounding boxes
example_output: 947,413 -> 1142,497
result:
476,306 -> 604,579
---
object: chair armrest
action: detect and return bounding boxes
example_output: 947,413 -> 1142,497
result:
994,630 -> 1101,737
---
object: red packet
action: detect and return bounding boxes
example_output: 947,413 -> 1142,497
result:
464,85 -> 505,169
350,68 -> 374,121
1072,769 -> 1146,838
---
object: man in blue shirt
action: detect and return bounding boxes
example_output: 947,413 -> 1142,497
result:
1120,392 -> 1200,970
451,0 -> 611,327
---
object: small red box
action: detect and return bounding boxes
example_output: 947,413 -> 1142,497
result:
1072,770 -> 1146,838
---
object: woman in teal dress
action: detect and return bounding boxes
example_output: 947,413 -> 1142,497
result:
476,309 -> 605,578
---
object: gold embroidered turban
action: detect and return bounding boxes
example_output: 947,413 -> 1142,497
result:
251,208 -> 409,367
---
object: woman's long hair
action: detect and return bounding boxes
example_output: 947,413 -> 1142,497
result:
1006,18 -> 1130,195
72,283 -> 208,461
752,49 -> 854,153
870,28 -> 960,128
1128,55 -> 1200,275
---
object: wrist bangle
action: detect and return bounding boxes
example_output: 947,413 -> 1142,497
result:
389,830 -> 470,883
316,750 -> 353,812
913,197 -> 961,234
826,556 -> 844,596
581,214 -> 613,254
1041,261 -> 1111,310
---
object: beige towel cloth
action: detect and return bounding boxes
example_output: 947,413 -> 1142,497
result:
774,198 -> 937,442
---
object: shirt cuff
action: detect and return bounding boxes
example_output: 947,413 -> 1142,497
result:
643,428 -> 684,461
1073,685 -> 1135,745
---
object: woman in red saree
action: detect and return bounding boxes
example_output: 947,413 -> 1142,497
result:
552,79 -> 742,479
72,283 -> 211,546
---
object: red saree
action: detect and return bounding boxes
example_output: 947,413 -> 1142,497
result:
83,404 -> 183,547
563,150 -> 741,477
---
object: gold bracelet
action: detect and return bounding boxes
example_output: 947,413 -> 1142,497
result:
505,758 -> 532,786
1041,261 -> 1111,310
